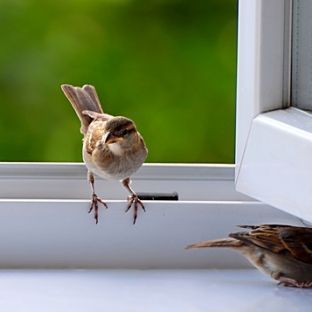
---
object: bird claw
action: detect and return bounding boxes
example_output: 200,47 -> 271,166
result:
89,193 -> 108,224
278,277 -> 312,288
125,194 -> 145,224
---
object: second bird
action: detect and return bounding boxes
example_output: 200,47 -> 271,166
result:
61,84 -> 148,224
186,224 -> 312,288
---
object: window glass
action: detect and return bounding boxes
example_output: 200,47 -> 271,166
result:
0,0 -> 237,163
292,0 -> 312,110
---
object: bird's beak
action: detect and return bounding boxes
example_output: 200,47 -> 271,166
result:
104,132 -> 122,144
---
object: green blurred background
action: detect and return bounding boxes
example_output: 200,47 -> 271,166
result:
0,0 -> 237,163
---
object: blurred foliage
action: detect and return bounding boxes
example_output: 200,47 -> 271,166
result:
0,0 -> 237,163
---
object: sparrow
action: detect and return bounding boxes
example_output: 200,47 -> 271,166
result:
186,224 -> 312,288
61,84 -> 148,224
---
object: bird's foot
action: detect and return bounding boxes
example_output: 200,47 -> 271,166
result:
125,194 -> 145,224
89,193 -> 108,224
278,277 -> 312,288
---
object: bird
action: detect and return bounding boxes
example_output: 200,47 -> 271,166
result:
186,224 -> 312,288
61,84 -> 148,224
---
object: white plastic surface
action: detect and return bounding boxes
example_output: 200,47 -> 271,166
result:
0,163 -> 249,201
236,0 -> 312,222
0,163 -> 301,269
0,200 -> 299,269
236,108 -> 312,223
236,0 -> 286,175
0,176 -> 245,201
0,270 -> 310,312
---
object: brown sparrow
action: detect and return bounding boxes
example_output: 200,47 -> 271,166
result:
61,84 -> 148,224
186,224 -> 312,288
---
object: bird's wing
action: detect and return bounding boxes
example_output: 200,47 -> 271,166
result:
279,227 -> 312,264
237,224 -> 290,230
230,224 -> 289,254
231,224 -> 312,263
84,121 -> 107,155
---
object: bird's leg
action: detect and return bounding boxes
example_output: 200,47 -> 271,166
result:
88,171 -> 108,224
122,177 -> 145,224
278,277 -> 312,288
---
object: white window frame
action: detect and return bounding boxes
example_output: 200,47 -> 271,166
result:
0,163 -> 301,268
236,0 -> 312,223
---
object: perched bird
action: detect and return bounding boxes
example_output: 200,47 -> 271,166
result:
61,84 -> 148,224
186,224 -> 312,288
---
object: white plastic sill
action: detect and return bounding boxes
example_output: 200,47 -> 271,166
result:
0,163 -> 305,269
0,200 -> 301,269
0,269 -> 311,312
0,163 -> 310,311
0,163 -> 245,201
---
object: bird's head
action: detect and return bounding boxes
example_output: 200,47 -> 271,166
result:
104,116 -> 139,154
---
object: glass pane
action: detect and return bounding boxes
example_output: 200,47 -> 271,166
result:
0,0 -> 237,163
292,0 -> 312,110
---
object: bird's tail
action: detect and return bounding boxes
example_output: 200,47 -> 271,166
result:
185,238 -> 243,250
61,84 -> 104,134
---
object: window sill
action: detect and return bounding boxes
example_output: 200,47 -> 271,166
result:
0,269 -> 309,311
0,163 -> 242,201
0,163 -> 302,269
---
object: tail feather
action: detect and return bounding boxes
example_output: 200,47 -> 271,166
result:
61,84 -> 104,134
82,84 -> 102,109
185,238 -> 243,250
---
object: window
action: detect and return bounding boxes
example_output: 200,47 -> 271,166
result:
0,1 -> 308,309
236,0 -> 312,223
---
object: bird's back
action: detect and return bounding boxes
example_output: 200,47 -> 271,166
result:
230,224 -> 312,264
230,224 -> 312,282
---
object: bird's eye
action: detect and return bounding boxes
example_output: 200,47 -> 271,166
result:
121,129 -> 129,136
